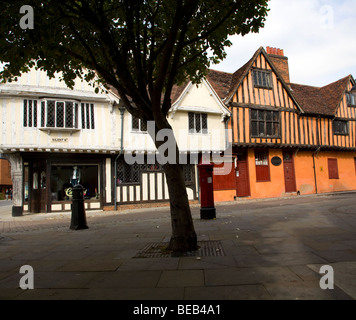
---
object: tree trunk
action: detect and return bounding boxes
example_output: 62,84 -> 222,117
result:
163,162 -> 198,254
149,117 -> 198,254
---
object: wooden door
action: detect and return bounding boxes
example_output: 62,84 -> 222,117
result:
235,152 -> 250,197
30,161 -> 48,213
283,151 -> 297,193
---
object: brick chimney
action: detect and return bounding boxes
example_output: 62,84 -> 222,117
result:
266,46 -> 290,84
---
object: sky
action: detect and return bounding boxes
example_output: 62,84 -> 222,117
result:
1,0 -> 355,88
212,0 -> 356,87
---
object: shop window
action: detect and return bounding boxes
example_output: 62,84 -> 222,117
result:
33,172 -> 38,189
23,99 -> 38,127
328,158 -> 339,179
255,150 -> 270,182
50,165 -> 99,201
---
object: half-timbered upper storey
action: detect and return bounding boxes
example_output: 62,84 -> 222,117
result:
208,46 -> 356,151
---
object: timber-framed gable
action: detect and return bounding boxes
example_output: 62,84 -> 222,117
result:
225,47 -> 302,149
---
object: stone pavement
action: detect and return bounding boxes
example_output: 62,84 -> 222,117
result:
0,192 -> 356,300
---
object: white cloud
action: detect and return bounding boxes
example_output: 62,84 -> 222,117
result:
213,0 -> 356,87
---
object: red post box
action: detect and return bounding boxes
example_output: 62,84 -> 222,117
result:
198,162 -> 216,219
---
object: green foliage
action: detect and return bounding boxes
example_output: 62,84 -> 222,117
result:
0,0 -> 269,120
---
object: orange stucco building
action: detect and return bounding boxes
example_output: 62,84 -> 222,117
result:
0,158 -> 12,198
208,46 -> 356,202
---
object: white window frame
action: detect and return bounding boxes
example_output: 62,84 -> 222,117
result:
188,112 -> 208,134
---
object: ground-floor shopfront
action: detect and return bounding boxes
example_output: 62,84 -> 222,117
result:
20,152 -> 198,213
22,153 -> 107,213
212,147 -> 356,202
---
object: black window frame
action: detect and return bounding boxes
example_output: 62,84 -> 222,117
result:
40,99 -> 82,129
346,92 -> 356,107
332,119 -> 349,136
117,161 -> 141,185
23,99 -> 38,128
131,116 -> 147,132
252,69 -> 273,89
250,109 -> 280,138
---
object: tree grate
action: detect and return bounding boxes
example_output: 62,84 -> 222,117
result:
134,240 -> 225,258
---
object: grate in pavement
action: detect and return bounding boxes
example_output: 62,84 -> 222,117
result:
134,240 -> 225,258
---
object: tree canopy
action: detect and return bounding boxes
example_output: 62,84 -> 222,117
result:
0,0 -> 268,126
0,0 -> 269,252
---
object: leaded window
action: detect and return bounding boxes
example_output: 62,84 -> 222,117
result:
23,99 -> 37,127
252,69 -> 273,89
117,161 -> 140,184
346,92 -> 356,107
188,112 -> 208,133
251,109 -> 280,138
41,100 -> 81,129
183,164 -> 193,184
81,103 -> 95,129
333,120 -> 348,135
132,116 -> 147,132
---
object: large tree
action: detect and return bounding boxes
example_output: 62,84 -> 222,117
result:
0,0 -> 269,253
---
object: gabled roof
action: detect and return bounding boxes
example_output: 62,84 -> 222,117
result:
290,75 -> 353,116
225,48 -> 262,102
170,78 -> 231,120
206,69 -> 233,101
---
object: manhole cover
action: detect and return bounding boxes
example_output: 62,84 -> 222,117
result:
134,240 -> 225,258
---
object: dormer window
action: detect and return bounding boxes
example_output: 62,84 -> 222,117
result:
346,91 -> 356,107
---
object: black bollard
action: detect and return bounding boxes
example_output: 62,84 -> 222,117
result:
70,184 -> 88,230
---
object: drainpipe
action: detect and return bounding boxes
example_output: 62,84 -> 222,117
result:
312,115 -> 322,195
312,146 -> 321,194
114,106 -> 126,210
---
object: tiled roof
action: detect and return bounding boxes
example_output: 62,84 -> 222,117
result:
106,46 -> 353,118
170,80 -> 190,104
206,69 -> 233,101
226,48 -> 262,102
290,76 -> 351,116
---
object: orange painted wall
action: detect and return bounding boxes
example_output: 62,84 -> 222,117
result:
294,151 -> 316,195
248,148 -> 286,199
313,151 -> 356,194
213,189 -> 236,203
211,149 -> 356,203
0,159 -> 12,185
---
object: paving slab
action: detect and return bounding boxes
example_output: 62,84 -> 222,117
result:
157,270 -> 205,288
308,262 -> 356,299
204,266 -> 301,287
1,192 -> 356,300
184,284 -> 272,300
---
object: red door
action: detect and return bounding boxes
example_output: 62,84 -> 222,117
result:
283,151 -> 297,193
235,152 -> 250,197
